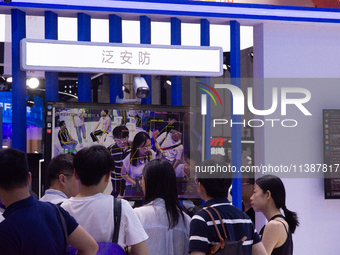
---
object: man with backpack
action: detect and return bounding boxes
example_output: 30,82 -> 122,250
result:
61,145 -> 149,254
189,159 -> 267,255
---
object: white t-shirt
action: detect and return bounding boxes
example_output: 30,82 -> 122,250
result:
123,150 -> 156,186
40,189 -> 68,204
134,198 -> 191,255
61,193 -> 148,247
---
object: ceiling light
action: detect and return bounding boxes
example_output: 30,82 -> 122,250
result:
27,78 -> 39,89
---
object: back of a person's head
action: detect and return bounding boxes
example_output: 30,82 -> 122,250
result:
73,145 -> 115,186
0,148 -> 29,191
143,159 -> 178,202
112,125 -> 129,138
143,159 -> 183,229
197,159 -> 233,199
47,154 -> 74,183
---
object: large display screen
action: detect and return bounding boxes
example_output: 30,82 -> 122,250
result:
323,109 -> 340,199
44,101 -> 202,200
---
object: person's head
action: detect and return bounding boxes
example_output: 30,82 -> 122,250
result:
112,125 -> 129,148
101,110 -> 108,117
242,173 -> 254,202
73,145 -> 115,187
142,159 -> 184,229
0,148 -> 30,191
170,129 -> 181,142
196,159 -> 233,200
47,154 -> 79,198
251,175 -> 299,233
59,120 -> 66,130
131,132 -> 151,166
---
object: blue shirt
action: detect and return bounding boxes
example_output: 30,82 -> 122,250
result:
0,194 -> 78,255
189,197 -> 261,255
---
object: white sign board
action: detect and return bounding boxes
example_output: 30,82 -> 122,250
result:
21,39 -> 223,77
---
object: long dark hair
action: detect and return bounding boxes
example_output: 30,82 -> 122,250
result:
142,159 -> 185,229
256,175 -> 299,233
131,132 -> 152,166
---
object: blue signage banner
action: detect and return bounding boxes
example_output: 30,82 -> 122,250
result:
0,92 -> 44,128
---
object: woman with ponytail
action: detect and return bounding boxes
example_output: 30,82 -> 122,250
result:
250,175 -> 299,255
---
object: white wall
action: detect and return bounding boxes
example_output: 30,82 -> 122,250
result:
253,22 -> 340,255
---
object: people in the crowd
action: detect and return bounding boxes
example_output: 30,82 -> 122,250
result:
40,153 -> 79,204
58,120 -> 78,153
134,159 -> 191,255
0,148 -> 98,255
189,159 -> 267,255
121,131 -> 156,197
90,109 -> 111,144
107,125 -> 131,197
61,145 -> 149,255
153,128 -> 184,170
177,151 -> 203,218
251,174 -> 299,255
242,172 -> 255,224
72,108 -> 87,148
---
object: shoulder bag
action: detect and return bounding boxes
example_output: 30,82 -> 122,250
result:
202,206 -> 246,255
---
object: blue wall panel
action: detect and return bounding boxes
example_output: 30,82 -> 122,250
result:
109,14 -> 123,103
45,11 -> 59,102
11,9 -> 27,151
77,13 -> 92,102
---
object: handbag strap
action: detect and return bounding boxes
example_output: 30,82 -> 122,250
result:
112,197 -> 122,244
202,208 -> 225,247
55,205 -> 70,254
208,206 -> 229,240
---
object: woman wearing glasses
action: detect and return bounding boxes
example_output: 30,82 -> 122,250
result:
121,131 -> 156,197
250,175 -> 299,255
134,159 -> 191,255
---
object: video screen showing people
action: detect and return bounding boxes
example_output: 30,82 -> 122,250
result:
48,103 -> 202,199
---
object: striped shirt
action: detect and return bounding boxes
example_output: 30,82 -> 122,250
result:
189,197 -> 261,255
107,143 -> 131,180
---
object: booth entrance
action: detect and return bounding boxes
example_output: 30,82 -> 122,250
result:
5,3 -> 251,212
